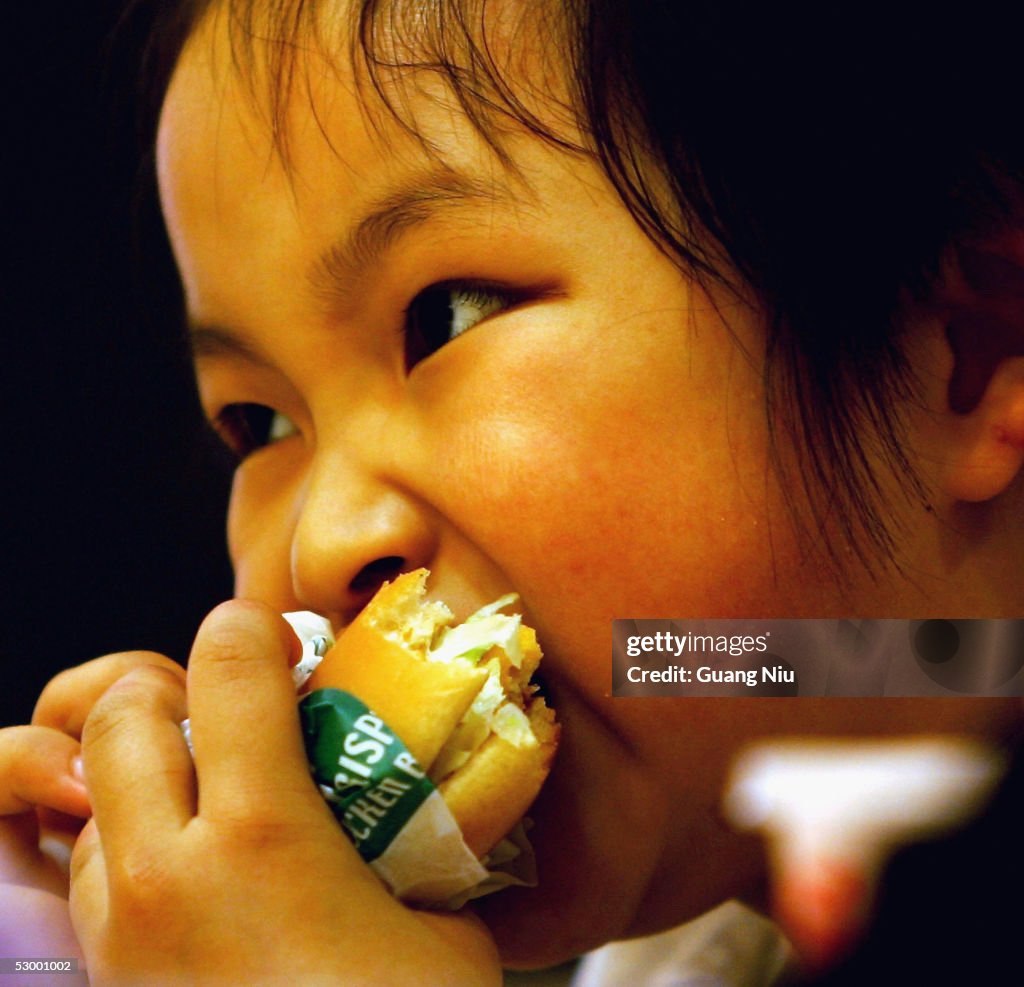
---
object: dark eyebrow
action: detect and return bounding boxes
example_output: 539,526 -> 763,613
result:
188,169 -> 518,352
308,169 -> 513,299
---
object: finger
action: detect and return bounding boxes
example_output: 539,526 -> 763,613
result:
82,665 -> 194,857
34,651 -> 186,737
68,817 -> 107,950
0,724 -> 84,893
0,726 -> 89,817
187,600 -> 320,821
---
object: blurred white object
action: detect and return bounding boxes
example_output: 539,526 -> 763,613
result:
574,900 -> 792,987
723,737 -> 1004,969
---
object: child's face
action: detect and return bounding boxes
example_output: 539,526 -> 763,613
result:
156,6 -> 1003,966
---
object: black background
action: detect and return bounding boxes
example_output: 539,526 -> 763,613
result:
2,5 -> 233,726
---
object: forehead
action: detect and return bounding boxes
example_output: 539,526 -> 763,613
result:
155,11 -> 419,229
155,3 -> 577,319
156,1 -> 565,222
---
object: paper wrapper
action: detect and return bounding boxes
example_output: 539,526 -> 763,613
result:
303,686 -> 507,906
185,611 -> 535,908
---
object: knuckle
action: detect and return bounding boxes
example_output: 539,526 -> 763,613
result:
113,651 -> 187,683
82,690 -> 135,752
107,651 -> 187,691
114,847 -> 178,906
213,814 -> 306,855
33,667 -> 85,728
206,791 -> 307,846
82,668 -> 168,746
125,662 -> 185,693
83,666 -> 185,751
100,653 -> 187,698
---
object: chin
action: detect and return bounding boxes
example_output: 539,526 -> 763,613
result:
473,691 -> 771,968
474,688 -> 670,968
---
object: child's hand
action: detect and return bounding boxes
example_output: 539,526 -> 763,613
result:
69,601 -> 501,987
0,724 -> 90,893
0,723 -> 90,967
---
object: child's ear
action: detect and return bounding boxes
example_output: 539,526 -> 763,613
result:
934,235 -> 1024,503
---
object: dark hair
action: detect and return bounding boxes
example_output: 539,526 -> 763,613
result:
124,0 -> 1024,571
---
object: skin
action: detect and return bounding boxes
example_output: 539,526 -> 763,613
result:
2,1 -> 1022,980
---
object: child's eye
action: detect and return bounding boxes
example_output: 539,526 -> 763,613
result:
212,403 -> 299,460
403,281 -> 519,370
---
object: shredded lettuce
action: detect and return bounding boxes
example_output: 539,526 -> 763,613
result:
428,648 -> 536,781
424,593 -> 534,782
427,594 -> 523,666
467,593 -> 519,620
491,703 -> 535,746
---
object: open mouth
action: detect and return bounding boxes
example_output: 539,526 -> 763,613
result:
528,665 -> 553,705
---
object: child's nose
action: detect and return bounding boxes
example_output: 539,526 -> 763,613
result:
289,461 -> 436,624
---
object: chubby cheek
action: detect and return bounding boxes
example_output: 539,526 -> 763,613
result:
440,321 -> 798,701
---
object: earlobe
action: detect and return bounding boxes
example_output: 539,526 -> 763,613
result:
941,356 -> 1024,502
930,235 -> 1024,503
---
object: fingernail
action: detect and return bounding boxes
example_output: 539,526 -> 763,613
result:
70,755 -> 86,784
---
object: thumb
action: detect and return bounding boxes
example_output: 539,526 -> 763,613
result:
187,599 -> 323,823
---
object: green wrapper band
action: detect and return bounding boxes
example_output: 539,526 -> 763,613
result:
300,688 -> 436,863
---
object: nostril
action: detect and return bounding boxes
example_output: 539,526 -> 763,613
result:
349,556 -> 406,596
